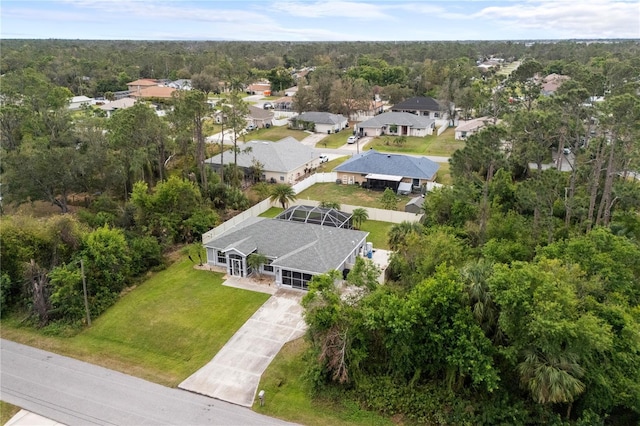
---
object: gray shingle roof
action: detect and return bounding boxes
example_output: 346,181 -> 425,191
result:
391,96 -> 442,112
205,217 -> 368,274
334,150 -> 439,180
296,111 -> 347,125
358,111 -> 434,129
205,137 -> 316,173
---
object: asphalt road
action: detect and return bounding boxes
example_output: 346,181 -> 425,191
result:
0,339 -> 296,426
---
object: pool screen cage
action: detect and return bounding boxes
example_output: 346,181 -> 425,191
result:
275,205 -> 353,229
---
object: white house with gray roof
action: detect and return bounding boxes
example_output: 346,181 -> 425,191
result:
290,111 -> 348,134
355,111 -> 436,137
334,149 -> 440,192
204,217 -> 369,290
205,137 -> 320,184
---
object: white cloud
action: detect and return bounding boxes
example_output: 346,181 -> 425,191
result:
475,0 -> 640,38
271,1 -> 389,19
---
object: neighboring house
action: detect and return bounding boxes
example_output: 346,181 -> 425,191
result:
350,100 -> 385,121
246,105 -> 274,128
334,149 -> 440,191
454,116 -> 499,140
355,111 -> 435,137
205,137 -> 320,184
99,97 -> 137,117
204,216 -> 368,290
246,82 -> 271,96
391,96 -> 444,120
127,79 -> 159,95
405,196 -> 425,213
167,79 -> 192,90
290,111 -> 348,134
541,73 -> 570,96
273,97 -> 294,111
284,86 -> 298,97
68,95 -> 95,110
129,86 -> 177,99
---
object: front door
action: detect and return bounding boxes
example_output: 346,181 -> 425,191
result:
229,254 -> 244,277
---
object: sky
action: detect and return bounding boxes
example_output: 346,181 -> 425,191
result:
1,0 -> 639,41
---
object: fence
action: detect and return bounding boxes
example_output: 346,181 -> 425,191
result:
202,172 -> 425,244
437,124 -> 449,136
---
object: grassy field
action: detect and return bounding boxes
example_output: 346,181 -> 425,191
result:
1,252 -> 270,387
255,339 -> 392,426
316,155 -> 349,173
0,401 -> 20,425
366,128 -> 464,156
297,182 -> 412,211
360,220 -> 393,250
315,128 -> 354,149
436,162 -> 451,185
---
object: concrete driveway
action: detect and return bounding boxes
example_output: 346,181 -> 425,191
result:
179,289 -> 306,407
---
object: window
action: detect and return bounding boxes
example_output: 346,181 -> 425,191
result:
217,251 -> 227,264
282,269 -> 313,290
263,259 -> 274,273
434,112 -> 440,118
280,176 -> 284,181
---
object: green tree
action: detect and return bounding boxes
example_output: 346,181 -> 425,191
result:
379,187 -> 398,210
247,252 -> 268,277
351,207 -> 368,229
319,200 -> 340,209
269,184 -> 296,209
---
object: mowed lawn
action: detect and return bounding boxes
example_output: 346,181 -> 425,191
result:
1,254 -> 270,387
297,183 -> 412,211
245,126 -> 308,142
366,128 -> 464,156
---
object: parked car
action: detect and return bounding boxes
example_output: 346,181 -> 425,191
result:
319,154 -> 329,163
263,102 -> 273,109
246,123 -> 257,131
347,135 -> 358,144
563,147 -> 571,155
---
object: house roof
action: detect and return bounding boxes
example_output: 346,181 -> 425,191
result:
295,111 -> 347,125
205,137 -> 317,173
358,111 -> 434,129
406,196 -> 424,208
127,79 -> 158,87
100,97 -> 137,111
205,217 -> 368,274
391,96 -> 442,112
247,105 -> 274,120
455,116 -> 496,132
335,149 -> 440,181
129,86 -> 176,99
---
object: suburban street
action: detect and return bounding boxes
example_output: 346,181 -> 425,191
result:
0,339 -> 296,426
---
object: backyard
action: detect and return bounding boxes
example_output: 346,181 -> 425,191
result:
297,182 -> 413,211
365,128 -> 464,156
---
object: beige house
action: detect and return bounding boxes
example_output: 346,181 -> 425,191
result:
455,116 -> 500,140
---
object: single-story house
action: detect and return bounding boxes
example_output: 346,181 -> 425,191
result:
405,196 -> 425,213
129,86 -> 177,99
204,216 -> 369,290
541,73 -> 570,96
246,105 -> 274,128
127,79 -> 159,94
68,95 -> 95,110
455,116 -> 500,140
355,111 -> 435,137
167,79 -> 192,90
273,97 -> 294,111
284,86 -> 298,97
334,149 -> 440,192
205,137 -> 320,184
350,100 -> 385,121
246,82 -> 271,96
391,96 -> 445,120
290,111 -> 348,134
99,98 -> 137,117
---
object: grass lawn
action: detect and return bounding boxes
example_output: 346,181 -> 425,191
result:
0,252 -> 270,387
316,156 -> 349,173
297,183 -> 411,211
367,128 -> 465,157
360,220 -> 393,250
315,128 -> 353,149
244,127 -> 308,142
259,207 -> 284,218
1,401 -> 20,425
436,161 -> 452,185
256,339 -> 392,426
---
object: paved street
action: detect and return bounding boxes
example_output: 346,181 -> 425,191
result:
0,339 -> 296,426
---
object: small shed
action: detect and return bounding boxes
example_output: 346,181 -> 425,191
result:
405,196 -> 424,213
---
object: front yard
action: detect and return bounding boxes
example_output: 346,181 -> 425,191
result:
244,126 -> 308,142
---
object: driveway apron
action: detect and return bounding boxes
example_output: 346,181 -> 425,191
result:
179,289 -> 306,407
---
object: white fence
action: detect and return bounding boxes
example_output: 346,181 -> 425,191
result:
203,172 -> 424,244
437,124 -> 449,136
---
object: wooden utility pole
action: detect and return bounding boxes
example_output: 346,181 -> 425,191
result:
80,259 -> 91,326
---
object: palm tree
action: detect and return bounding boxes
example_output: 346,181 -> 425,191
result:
461,259 -> 498,339
247,252 -> 268,277
320,200 -> 340,209
269,184 -> 297,209
387,221 -> 423,251
351,208 -> 369,229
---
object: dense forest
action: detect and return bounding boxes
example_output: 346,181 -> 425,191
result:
1,39 -> 639,424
